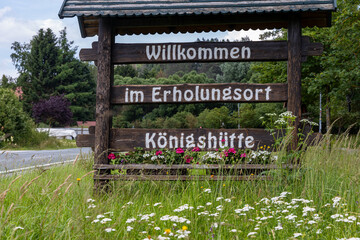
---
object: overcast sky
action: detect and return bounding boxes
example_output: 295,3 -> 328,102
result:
0,0 -> 263,78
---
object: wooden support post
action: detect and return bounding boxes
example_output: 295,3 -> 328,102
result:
94,18 -> 113,192
287,15 -> 302,151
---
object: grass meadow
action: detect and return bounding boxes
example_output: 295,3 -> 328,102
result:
0,133 -> 359,239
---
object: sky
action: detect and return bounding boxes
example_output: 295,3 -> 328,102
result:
0,0 -> 264,78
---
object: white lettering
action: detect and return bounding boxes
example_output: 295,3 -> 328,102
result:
245,136 -> 255,148
214,47 -> 229,59
233,88 -> 242,100
222,87 -> 232,100
255,89 -> 263,100
152,87 -> 162,102
241,46 -> 251,59
230,47 -> 240,59
145,133 -> 156,148
130,90 -> 144,103
146,45 -> 161,60
265,86 -> 272,100
244,89 -> 253,101
184,89 -> 194,101
198,47 -> 213,60
177,45 -> 186,60
186,48 -> 197,60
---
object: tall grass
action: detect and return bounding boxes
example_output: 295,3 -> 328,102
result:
0,133 -> 359,239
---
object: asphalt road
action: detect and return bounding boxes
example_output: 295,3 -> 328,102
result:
0,148 -> 93,172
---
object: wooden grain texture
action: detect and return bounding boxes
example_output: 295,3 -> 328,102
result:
287,15 -> 302,150
111,83 -> 288,104
80,38 -> 323,63
94,18 -> 113,165
77,128 -> 278,151
93,174 -> 272,181
93,164 -> 296,170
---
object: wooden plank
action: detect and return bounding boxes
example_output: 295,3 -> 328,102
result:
80,38 -> 323,63
111,83 -> 287,104
93,164 -> 296,170
94,18 -> 113,164
93,174 -> 272,181
77,128 -> 278,151
287,15 -> 302,150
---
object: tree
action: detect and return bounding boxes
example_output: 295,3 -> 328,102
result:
0,89 -> 33,146
11,28 -> 96,122
32,95 -> 72,127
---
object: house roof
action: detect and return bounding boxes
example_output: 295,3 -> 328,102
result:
59,0 -> 336,37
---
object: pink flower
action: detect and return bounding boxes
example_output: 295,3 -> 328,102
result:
192,147 -> 201,152
228,148 -> 236,154
156,150 -> 163,156
184,155 -> 193,164
221,139 -> 225,143
108,153 -> 116,160
241,153 -> 247,158
176,148 -> 184,154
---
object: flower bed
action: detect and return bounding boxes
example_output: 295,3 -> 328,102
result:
100,146 -> 286,179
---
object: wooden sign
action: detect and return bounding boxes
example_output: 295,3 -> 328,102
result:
77,128 -> 278,151
80,37 -> 322,63
111,83 -> 287,104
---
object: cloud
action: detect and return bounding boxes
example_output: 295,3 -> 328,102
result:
223,30 -> 265,41
0,7 -> 11,18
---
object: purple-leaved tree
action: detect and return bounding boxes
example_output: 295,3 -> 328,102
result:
32,95 -> 73,127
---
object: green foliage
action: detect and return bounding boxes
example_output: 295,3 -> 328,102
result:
0,88 -> 33,147
216,62 -> 251,83
197,106 -> 236,129
11,28 -> 96,122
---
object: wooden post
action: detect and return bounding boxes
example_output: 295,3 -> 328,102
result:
287,15 -> 302,150
94,18 -> 113,192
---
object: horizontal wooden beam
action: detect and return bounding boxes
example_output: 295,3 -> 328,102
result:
94,164 -> 296,170
111,83 -> 287,105
80,37 -> 323,63
77,128 -> 278,151
93,174 -> 272,181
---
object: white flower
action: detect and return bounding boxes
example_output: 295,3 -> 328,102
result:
100,218 -> 112,224
275,225 -> 283,230
216,197 -> 224,201
105,228 -> 115,232
216,205 -> 223,211
206,202 -> 212,206
293,233 -> 302,237
155,227 -> 161,230
285,214 -> 297,221
316,229 -> 322,234
87,198 -> 95,203
13,226 -> 24,231
158,236 -> 170,240
126,226 -> 133,231
85,216 -> 90,219
247,232 -> 257,236
203,188 -> 211,193
332,196 -> 341,207
104,212 -> 113,215
154,202 -> 162,207
92,219 -> 100,223
96,214 -> 105,219
126,218 -> 136,223
225,198 -> 231,202
126,201 -> 134,205
88,204 -> 96,209
230,229 -> 237,232
308,220 -> 316,224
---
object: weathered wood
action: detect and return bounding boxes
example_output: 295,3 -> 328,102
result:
77,128 -> 278,151
94,174 -> 272,181
111,83 -> 288,104
93,164 -> 296,170
80,38 -> 323,63
94,18 -> 113,165
287,15 -> 302,150
75,11 -> 332,37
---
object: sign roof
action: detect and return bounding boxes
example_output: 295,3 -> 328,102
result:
59,0 -> 336,37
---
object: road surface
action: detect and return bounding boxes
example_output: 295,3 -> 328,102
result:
0,148 -> 92,172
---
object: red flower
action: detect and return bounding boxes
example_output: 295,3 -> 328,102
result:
228,148 -> 236,154
156,150 -> 163,156
192,147 -> 201,152
221,139 -> 225,143
176,148 -> 184,154
184,155 -> 193,164
241,153 -> 246,158
108,153 -> 116,160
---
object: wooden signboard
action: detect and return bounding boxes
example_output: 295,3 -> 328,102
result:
77,128 -> 277,151
111,83 -> 288,104
80,37 -> 322,63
